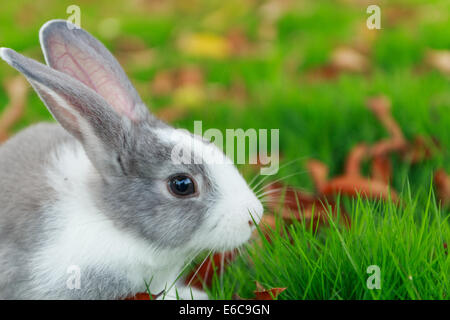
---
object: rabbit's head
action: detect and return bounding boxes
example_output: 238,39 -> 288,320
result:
0,20 -> 263,252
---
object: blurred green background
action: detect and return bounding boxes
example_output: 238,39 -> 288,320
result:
0,0 -> 449,194
1,0 -> 449,300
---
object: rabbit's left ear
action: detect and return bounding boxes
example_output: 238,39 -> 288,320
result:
39,19 -> 149,122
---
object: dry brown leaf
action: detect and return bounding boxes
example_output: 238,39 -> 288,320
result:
384,6 -> 417,27
253,282 -> 286,300
254,214 -> 279,243
402,135 -> 438,164
366,96 -> 407,157
173,85 -> 206,107
233,283 -> 287,300
151,67 -> 205,110
185,252 -> 236,290
425,49 -> 450,75
151,70 -> 174,96
434,169 -> 450,207
353,22 -> 379,54
366,96 -> 404,140
125,49 -> 154,69
114,35 -> 148,52
151,67 -> 204,95
178,32 -> 231,59
265,182 -> 350,230
177,67 -> 204,88
226,29 -> 251,56
371,155 -> 392,184
258,22 -> 277,41
321,176 -> 398,202
155,106 -> 188,123
114,36 -> 155,69
367,96 -> 439,163
306,65 -> 341,81
306,46 -> 370,81
370,138 -> 407,158
306,160 -> 329,192
345,144 -> 369,176
0,76 -> 29,142
258,214 -> 277,230
330,46 -> 370,73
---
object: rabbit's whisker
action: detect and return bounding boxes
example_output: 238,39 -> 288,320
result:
249,156 -> 308,190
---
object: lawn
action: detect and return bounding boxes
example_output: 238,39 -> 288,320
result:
0,0 -> 448,299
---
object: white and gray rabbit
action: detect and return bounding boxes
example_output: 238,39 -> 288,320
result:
0,20 -> 263,300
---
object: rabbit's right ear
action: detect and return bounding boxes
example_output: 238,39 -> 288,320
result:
0,47 -> 136,178
39,20 -> 149,122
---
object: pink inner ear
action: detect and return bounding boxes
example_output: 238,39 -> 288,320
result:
47,36 -> 136,120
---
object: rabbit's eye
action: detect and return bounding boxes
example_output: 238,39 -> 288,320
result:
168,174 -> 197,197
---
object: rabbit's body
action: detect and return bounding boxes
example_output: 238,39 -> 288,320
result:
0,123 -> 66,298
0,123 -> 192,299
0,20 -> 263,299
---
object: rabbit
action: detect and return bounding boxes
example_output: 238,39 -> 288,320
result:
0,20 -> 263,300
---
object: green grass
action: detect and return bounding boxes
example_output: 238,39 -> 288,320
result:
0,0 -> 449,300
207,189 -> 449,300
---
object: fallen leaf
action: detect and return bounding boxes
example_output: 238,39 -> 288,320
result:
371,155 -> 392,184
306,64 -> 341,81
114,35 -> 148,52
114,36 -> 154,69
0,76 -> 29,142
155,106 -> 188,123
226,29 -> 251,56
185,252 -> 236,290
353,22 -> 379,54
259,0 -> 287,22
264,182 -> 350,230
173,85 -> 206,107
306,46 -> 371,81
345,144 -> 369,176
125,49 -> 154,69
258,21 -> 277,41
425,49 -> 450,75
258,214 -> 277,231
307,153 -> 397,203
177,67 -> 204,87
330,46 -> 370,73
306,160 -> 329,192
366,96 -> 407,157
178,32 -> 231,59
151,66 -> 204,96
253,282 -> 286,300
434,169 -> 450,207
403,135 -> 439,164
151,70 -> 175,96
384,6 -> 417,27
320,175 -> 398,202
370,138 -> 407,158
253,214 -> 279,243
367,96 -> 404,140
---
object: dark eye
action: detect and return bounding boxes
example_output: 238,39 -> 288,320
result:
168,174 -> 197,197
